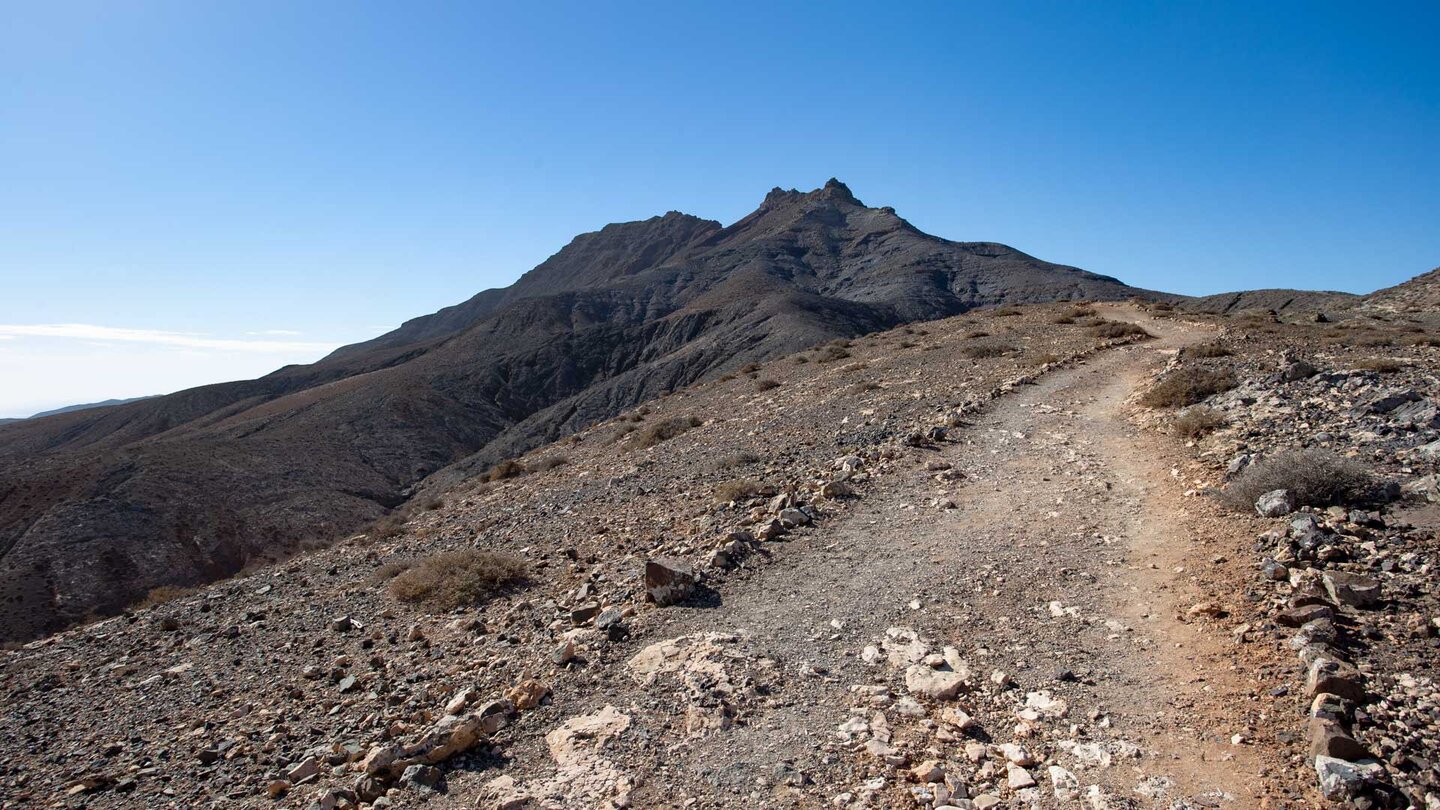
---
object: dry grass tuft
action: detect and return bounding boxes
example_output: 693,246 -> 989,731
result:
1185,342 -> 1232,358
958,338 -> 1016,359
1171,405 -> 1227,438
711,451 -> 761,470
1140,367 -> 1237,408
138,585 -> 196,608
1354,358 -> 1403,374
485,459 -> 527,482
713,479 -> 772,504
388,549 -> 528,610
1089,320 -> 1152,339
1220,450 -> 1375,512
631,415 -> 703,449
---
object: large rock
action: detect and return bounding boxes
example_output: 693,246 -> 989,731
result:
1322,571 -> 1381,608
643,558 -> 696,606
1314,756 -> 1386,800
1307,657 -> 1365,702
1309,716 -> 1369,760
1255,489 -> 1296,518
904,664 -> 969,700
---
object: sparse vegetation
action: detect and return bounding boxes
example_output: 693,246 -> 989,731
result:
711,451 -> 761,470
963,330 -> 990,339
1171,405 -> 1227,438
958,338 -> 1017,359
713,479 -> 772,503
755,379 -> 780,392
484,459 -> 527,482
1140,367 -> 1237,408
815,344 -> 852,363
387,549 -> 528,610
631,415 -> 703,449
368,558 -> 414,585
1185,342 -> 1232,358
991,307 -> 1022,317
1221,449 -> 1375,512
1355,358 -> 1403,373
1027,352 -> 1062,366
530,454 -> 569,471
849,381 -> 882,394
138,584 -> 196,608
1089,320 -> 1152,339
1068,305 -> 1097,318
1050,315 -> 1075,325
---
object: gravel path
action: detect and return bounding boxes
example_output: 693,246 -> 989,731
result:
615,312 -> 1281,808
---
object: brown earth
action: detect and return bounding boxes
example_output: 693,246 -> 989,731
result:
1,305 -> 1336,809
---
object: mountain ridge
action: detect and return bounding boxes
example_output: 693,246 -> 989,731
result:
0,179 -> 1150,641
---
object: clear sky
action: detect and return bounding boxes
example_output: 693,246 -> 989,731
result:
1,1 -> 1437,417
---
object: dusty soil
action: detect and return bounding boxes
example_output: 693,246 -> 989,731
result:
485,310 -> 1303,808
3,306 -> 1329,810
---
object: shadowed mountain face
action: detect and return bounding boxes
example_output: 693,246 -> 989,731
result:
0,180 -> 1144,640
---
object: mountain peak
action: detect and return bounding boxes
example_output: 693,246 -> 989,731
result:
761,178 -> 863,210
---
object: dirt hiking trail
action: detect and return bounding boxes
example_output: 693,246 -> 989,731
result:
517,310 -> 1297,809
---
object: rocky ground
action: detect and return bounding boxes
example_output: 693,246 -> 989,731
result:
1132,306 -> 1440,809
3,302 -> 1437,809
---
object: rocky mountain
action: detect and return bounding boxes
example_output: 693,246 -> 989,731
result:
1363,266 -> 1440,313
1177,288 -> 1360,317
0,179 -> 1148,642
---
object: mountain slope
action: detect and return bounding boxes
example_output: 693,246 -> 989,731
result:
1363,266 -> 1440,313
0,180 -> 1146,641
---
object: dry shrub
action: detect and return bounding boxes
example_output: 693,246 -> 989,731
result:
849,381 -> 882,394
898,340 -> 917,348
958,338 -> 1016,359
739,362 -> 762,374
421,497 -> 445,511
793,355 -> 809,364
1028,352 -> 1062,366
1171,405 -> 1227,438
755,379 -> 781,392
388,549 -> 528,611
139,585 -> 196,608
632,415 -> 702,449
530,455 -> 569,471
371,514 -> 406,540
1186,342 -> 1232,358
1068,305 -> 1097,318
815,344 -> 852,363
368,558 -> 414,585
713,479 -> 771,503
711,451 -> 761,470
1089,321 -> 1152,339
1050,315 -> 1076,325
1355,358 -> 1402,374
963,330 -> 990,339
485,459 -> 527,482
1140,367 -> 1237,408
991,307 -> 1022,317
1221,450 -> 1374,512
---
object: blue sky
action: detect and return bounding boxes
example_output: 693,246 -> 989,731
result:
1,1 -> 1437,416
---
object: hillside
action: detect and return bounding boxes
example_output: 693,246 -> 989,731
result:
0,180 -> 1147,641
1363,266 -> 1440,313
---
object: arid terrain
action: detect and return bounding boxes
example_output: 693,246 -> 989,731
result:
4,290 -> 1439,809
